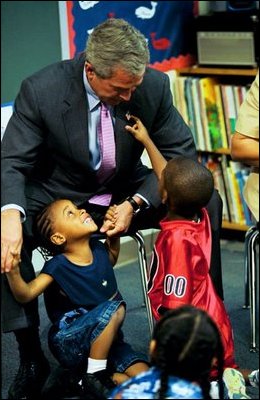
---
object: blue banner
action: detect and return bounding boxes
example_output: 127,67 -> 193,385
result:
64,1 -> 197,71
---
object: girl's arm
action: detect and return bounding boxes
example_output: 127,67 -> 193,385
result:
125,115 -> 167,180
104,237 -> 120,266
5,257 -> 54,303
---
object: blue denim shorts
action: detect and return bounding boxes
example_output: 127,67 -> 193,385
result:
48,299 -> 148,372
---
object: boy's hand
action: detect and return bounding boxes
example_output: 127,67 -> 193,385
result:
125,115 -> 149,144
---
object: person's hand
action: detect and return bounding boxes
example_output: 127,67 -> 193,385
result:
8,251 -> 22,273
100,201 -> 134,237
100,205 -> 118,233
125,115 -> 149,144
1,209 -> 23,273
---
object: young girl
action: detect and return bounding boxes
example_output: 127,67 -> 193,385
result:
109,304 -> 225,399
6,199 -> 149,399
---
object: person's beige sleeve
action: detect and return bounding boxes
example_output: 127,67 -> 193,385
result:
235,70 -> 259,222
235,70 -> 259,140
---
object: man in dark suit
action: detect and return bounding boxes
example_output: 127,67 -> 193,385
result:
1,18 -> 223,398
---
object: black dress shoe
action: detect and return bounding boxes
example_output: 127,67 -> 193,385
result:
41,365 -> 84,399
8,357 -> 50,399
82,370 -> 116,400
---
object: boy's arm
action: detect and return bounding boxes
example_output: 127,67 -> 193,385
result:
104,237 -> 120,266
125,115 -> 167,179
5,257 -> 54,303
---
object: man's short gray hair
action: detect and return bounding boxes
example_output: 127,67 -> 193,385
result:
85,18 -> 150,78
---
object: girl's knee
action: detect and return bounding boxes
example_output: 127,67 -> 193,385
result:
111,305 -> 125,326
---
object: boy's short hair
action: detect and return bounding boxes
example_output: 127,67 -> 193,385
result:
163,156 -> 214,217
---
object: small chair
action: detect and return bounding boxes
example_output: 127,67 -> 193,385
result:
243,223 -> 259,352
129,231 -> 154,335
38,230 -> 154,336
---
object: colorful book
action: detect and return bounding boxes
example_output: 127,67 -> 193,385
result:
191,77 -> 206,151
221,85 -> 237,146
228,162 -> 246,225
220,155 -> 233,222
175,76 -> 189,125
184,77 -> 197,147
199,77 -> 222,150
220,85 -> 232,147
230,161 -> 252,226
198,79 -> 212,151
214,84 -> 228,149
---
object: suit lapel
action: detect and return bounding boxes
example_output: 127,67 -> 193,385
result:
114,103 -> 143,173
61,61 -> 92,169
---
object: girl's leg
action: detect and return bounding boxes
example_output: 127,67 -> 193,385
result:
124,362 -> 149,378
82,306 -> 126,397
111,362 -> 149,385
89,305 -> 125,360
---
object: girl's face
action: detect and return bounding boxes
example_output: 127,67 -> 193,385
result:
50,200 -> 98,243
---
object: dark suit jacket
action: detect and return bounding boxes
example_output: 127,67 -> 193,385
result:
1,53 -> 197,216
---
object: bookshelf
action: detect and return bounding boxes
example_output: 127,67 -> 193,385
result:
169,65 -> 258,232
175,66 -> 257,77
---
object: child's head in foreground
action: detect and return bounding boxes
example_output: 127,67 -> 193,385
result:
36,199 -> 98,256
150,305 -> 224,399
160,156 -> 214,218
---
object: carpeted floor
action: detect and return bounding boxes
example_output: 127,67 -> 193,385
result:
1,240 -> 259,399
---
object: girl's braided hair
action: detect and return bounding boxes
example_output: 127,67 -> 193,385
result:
151,305 -> 224,399
35,200 -> 66,259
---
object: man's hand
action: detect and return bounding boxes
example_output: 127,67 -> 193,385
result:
100,202 -> 134,237
1,209 -> 23,273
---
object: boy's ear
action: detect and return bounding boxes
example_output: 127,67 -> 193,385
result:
50,232 -> 66,246
149,339 -> 157,356
161,188 -> 168,204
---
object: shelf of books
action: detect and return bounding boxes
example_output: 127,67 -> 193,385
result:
165,66 -> 258,231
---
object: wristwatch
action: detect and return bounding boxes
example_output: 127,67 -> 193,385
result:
125,196 -> 141,216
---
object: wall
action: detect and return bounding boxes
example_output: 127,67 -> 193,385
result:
1,1 -> 61,104
1,1 -> 214,104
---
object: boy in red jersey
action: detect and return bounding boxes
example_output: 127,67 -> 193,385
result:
124,115 -> 237,379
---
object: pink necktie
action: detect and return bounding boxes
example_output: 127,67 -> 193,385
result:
89,102 -> 116,206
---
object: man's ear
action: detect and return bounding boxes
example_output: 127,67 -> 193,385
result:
85,62 -> 95,80
50,233 -> 66,246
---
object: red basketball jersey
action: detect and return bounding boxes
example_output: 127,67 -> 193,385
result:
148,208 -> 237,373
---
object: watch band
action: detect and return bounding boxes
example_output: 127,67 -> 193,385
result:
125,196 -> 141,215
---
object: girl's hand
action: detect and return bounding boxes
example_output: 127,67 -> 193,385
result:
100,205 -> 118,234
100,201 -> 133,237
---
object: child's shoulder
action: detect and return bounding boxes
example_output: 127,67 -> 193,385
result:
41,253 -> 65,272
90,237 -> 107,252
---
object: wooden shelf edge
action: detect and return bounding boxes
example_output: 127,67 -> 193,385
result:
176,66 -> 258,77
221,221 -> 250,231
198,148 -> 231,155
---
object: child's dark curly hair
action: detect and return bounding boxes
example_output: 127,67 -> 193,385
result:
152,305 -> 224,399
163,156 -> 214,218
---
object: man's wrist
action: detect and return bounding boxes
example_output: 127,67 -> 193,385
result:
125,196 -> 142,216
